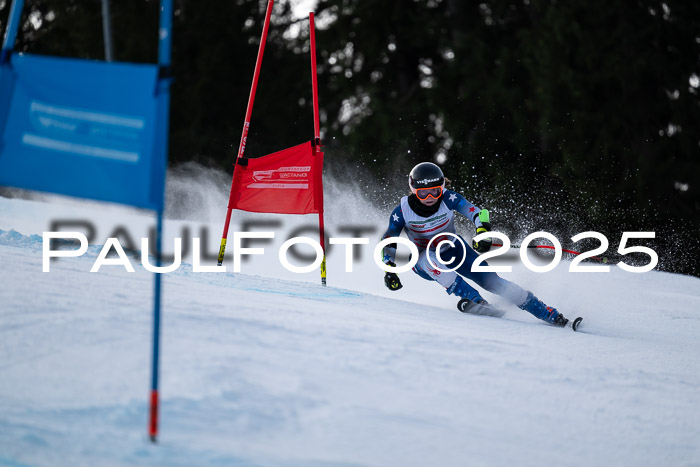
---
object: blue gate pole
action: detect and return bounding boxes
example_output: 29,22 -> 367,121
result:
1,0 -> 25,63
148,0 -> 172,444
157,0 -> 172,69
149,210 -> 164,442
101,0 -> 114,62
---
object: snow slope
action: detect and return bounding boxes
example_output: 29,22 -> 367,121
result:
1,187 -> 699,467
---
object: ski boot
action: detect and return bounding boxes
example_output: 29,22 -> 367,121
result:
552,313 -> 569,327
446,276 -> 484,310
520,292 -> 566,325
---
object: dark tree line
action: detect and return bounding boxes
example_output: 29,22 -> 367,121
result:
1,0 -> 699,275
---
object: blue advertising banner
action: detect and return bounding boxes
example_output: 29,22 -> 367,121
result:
0,0 -> 173,442
0,53 -> 166,210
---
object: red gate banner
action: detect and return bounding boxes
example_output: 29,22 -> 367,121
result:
228,140 -> 323,215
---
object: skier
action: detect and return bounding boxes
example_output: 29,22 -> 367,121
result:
381,161 -> 571,327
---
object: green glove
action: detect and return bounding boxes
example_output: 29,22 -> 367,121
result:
472,210 -> 493,253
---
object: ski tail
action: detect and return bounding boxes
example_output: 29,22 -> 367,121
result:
571,317 -> 583,332
457,299 -> 506,318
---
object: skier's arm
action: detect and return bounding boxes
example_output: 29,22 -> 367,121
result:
443,190 -> 484,227
381,206 -> 405,291
443,190 -> 493,252
380,205 -> 405,265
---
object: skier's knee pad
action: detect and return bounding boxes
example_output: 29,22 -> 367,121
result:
445,276 -> 483,302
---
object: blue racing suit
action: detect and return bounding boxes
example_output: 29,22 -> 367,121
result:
381,190 -> 560,322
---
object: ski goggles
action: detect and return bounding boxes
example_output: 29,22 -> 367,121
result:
414,186 -> 443,200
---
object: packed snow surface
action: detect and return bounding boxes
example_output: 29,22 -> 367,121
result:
1,191 -> 699,467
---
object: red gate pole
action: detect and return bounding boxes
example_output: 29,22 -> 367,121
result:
217,0 -> 275,266
309,12 -> 326,286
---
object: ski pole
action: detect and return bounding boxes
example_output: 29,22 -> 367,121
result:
479,211 -> 608,262
491,243 -> 608,263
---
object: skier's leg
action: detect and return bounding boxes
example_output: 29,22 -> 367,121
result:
412,248 -> 485,303
474,272 -> 564,324
449,238 -> 566,324
516,291 -> 567,325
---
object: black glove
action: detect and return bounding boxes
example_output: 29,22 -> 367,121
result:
384,262 -> 403,291
472,222 -> 493,253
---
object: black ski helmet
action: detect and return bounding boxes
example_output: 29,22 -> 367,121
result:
408,162 -> 445,194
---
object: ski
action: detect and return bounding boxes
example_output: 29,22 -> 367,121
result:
457,299 -> 584,331
457,299 -> 506,318
569,316 -> 583,332
558,316 -> 583,331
